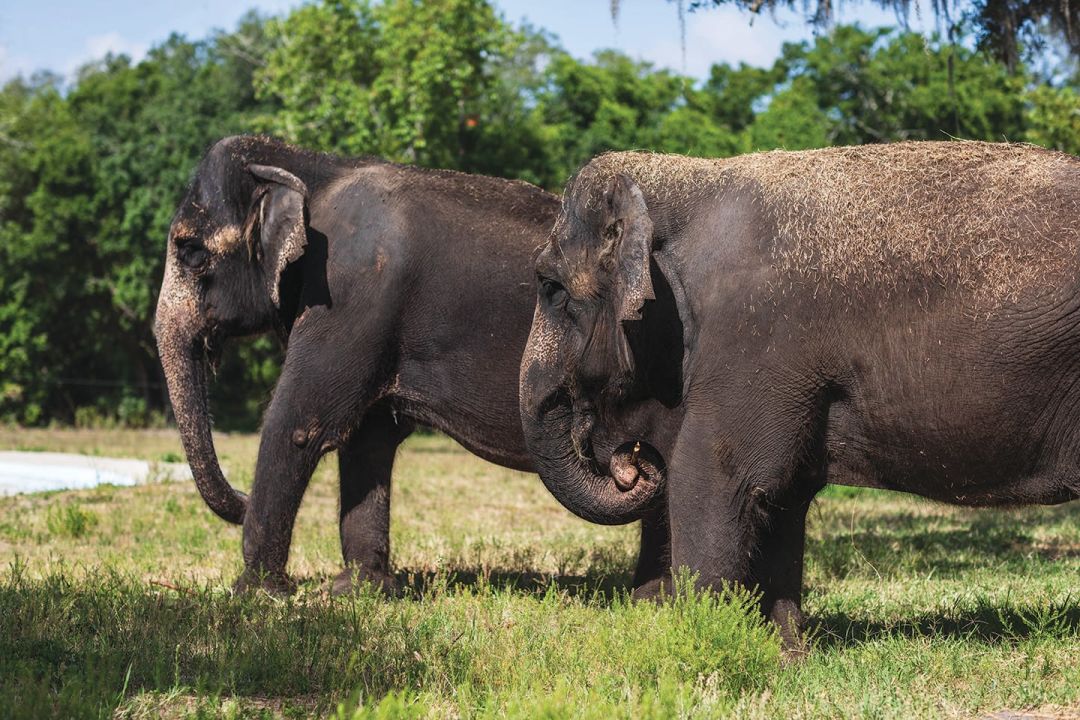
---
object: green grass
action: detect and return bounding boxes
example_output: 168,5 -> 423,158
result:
1,427 -> 1079,718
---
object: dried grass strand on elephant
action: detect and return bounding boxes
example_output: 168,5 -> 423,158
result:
581,142 -> 1080,302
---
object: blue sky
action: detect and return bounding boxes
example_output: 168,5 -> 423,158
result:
0,0 -> 927,82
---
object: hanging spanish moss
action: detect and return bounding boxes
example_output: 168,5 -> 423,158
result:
609,0 -> 1079,69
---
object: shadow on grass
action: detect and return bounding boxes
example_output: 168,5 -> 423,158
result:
808,501 -> 1080,579
364,566 -> 636,603
809,595 -> 1080,649
3,562 -> 1077,717
3,567 -> 564,715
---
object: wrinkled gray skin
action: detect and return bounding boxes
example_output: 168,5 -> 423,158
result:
520,156 -> 1080,653
154,135 -> 672,595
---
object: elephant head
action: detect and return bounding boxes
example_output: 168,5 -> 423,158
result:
519,171 -> 675,525
154,137 -> 310,524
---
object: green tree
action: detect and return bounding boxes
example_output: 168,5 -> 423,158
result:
1025,84 -> 1080,153
0,15 -> 278,425
254,0 -> 379,155
0,77 -> 97,423
750,77 -> 831,150
651,106 -> 746,156
716,26 -> 1032,150
257,0 -> 524,171
699,61 -> 781,133
3,8 -> 1079,428
779,26 -> 1028,144
533,50 -> 736,181
461,23 -> 560,185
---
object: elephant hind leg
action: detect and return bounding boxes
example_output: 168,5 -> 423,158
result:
333,404 -> 413,596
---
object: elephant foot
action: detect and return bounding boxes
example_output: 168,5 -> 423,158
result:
780,635 -> 809,663
233,567 -> 296,597
631,574 -> 672,602
331,565 -> 400,597
771,600 -> 808,663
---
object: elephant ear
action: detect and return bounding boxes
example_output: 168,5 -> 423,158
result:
246,164 -> 309,308
599,173 -> 655,374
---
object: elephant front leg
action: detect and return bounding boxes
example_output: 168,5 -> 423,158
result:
333,406 -> 412,596
669,479 -> 812,657
665,413 -> 819,657
235,408 -> 324,595
750,497 -> 815,658
237,359 -> 368,595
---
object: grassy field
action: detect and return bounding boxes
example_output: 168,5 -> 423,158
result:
1,427 -> 1079,718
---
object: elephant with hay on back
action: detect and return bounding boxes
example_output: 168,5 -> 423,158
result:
518,141 -> 1080,651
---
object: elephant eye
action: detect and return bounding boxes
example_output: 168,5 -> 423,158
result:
176,239 -> 210,270
540,277 -> 568,308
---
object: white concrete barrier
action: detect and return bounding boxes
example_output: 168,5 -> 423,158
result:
0,451 -> 192,496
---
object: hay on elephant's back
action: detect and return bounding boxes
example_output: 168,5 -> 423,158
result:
587,142 -> 1080,300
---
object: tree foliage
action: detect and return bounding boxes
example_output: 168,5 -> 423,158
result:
258,0 -> 510,167
1,1 -> 1077,427
0,14 -> 278,425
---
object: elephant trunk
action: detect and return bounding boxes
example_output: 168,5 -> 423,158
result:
154,269 -> 247,524
521,398 -> 663,525
519,319 -> 663,525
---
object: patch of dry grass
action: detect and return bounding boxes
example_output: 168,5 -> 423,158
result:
0,428 -> 636,589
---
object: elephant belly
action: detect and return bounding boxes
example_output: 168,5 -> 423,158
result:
820,364 -> 1080,506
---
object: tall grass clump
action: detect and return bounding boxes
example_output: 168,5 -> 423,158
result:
45,503 -> 99,539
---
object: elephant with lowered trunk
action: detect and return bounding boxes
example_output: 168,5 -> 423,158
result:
154,135 -> 672,595
519,141 -> 1080,650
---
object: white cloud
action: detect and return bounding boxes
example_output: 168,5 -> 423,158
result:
645,7 -> 816,75
0,42 -> 37,83
640,2 -> 936,77
86,32 -> 146,61
70,32 -> 149,72
44,32 -> 151,80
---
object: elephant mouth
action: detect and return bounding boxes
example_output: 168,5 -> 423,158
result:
570,402 -> 597,463
202,326 -> 225,373
568,398 -> 651,492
